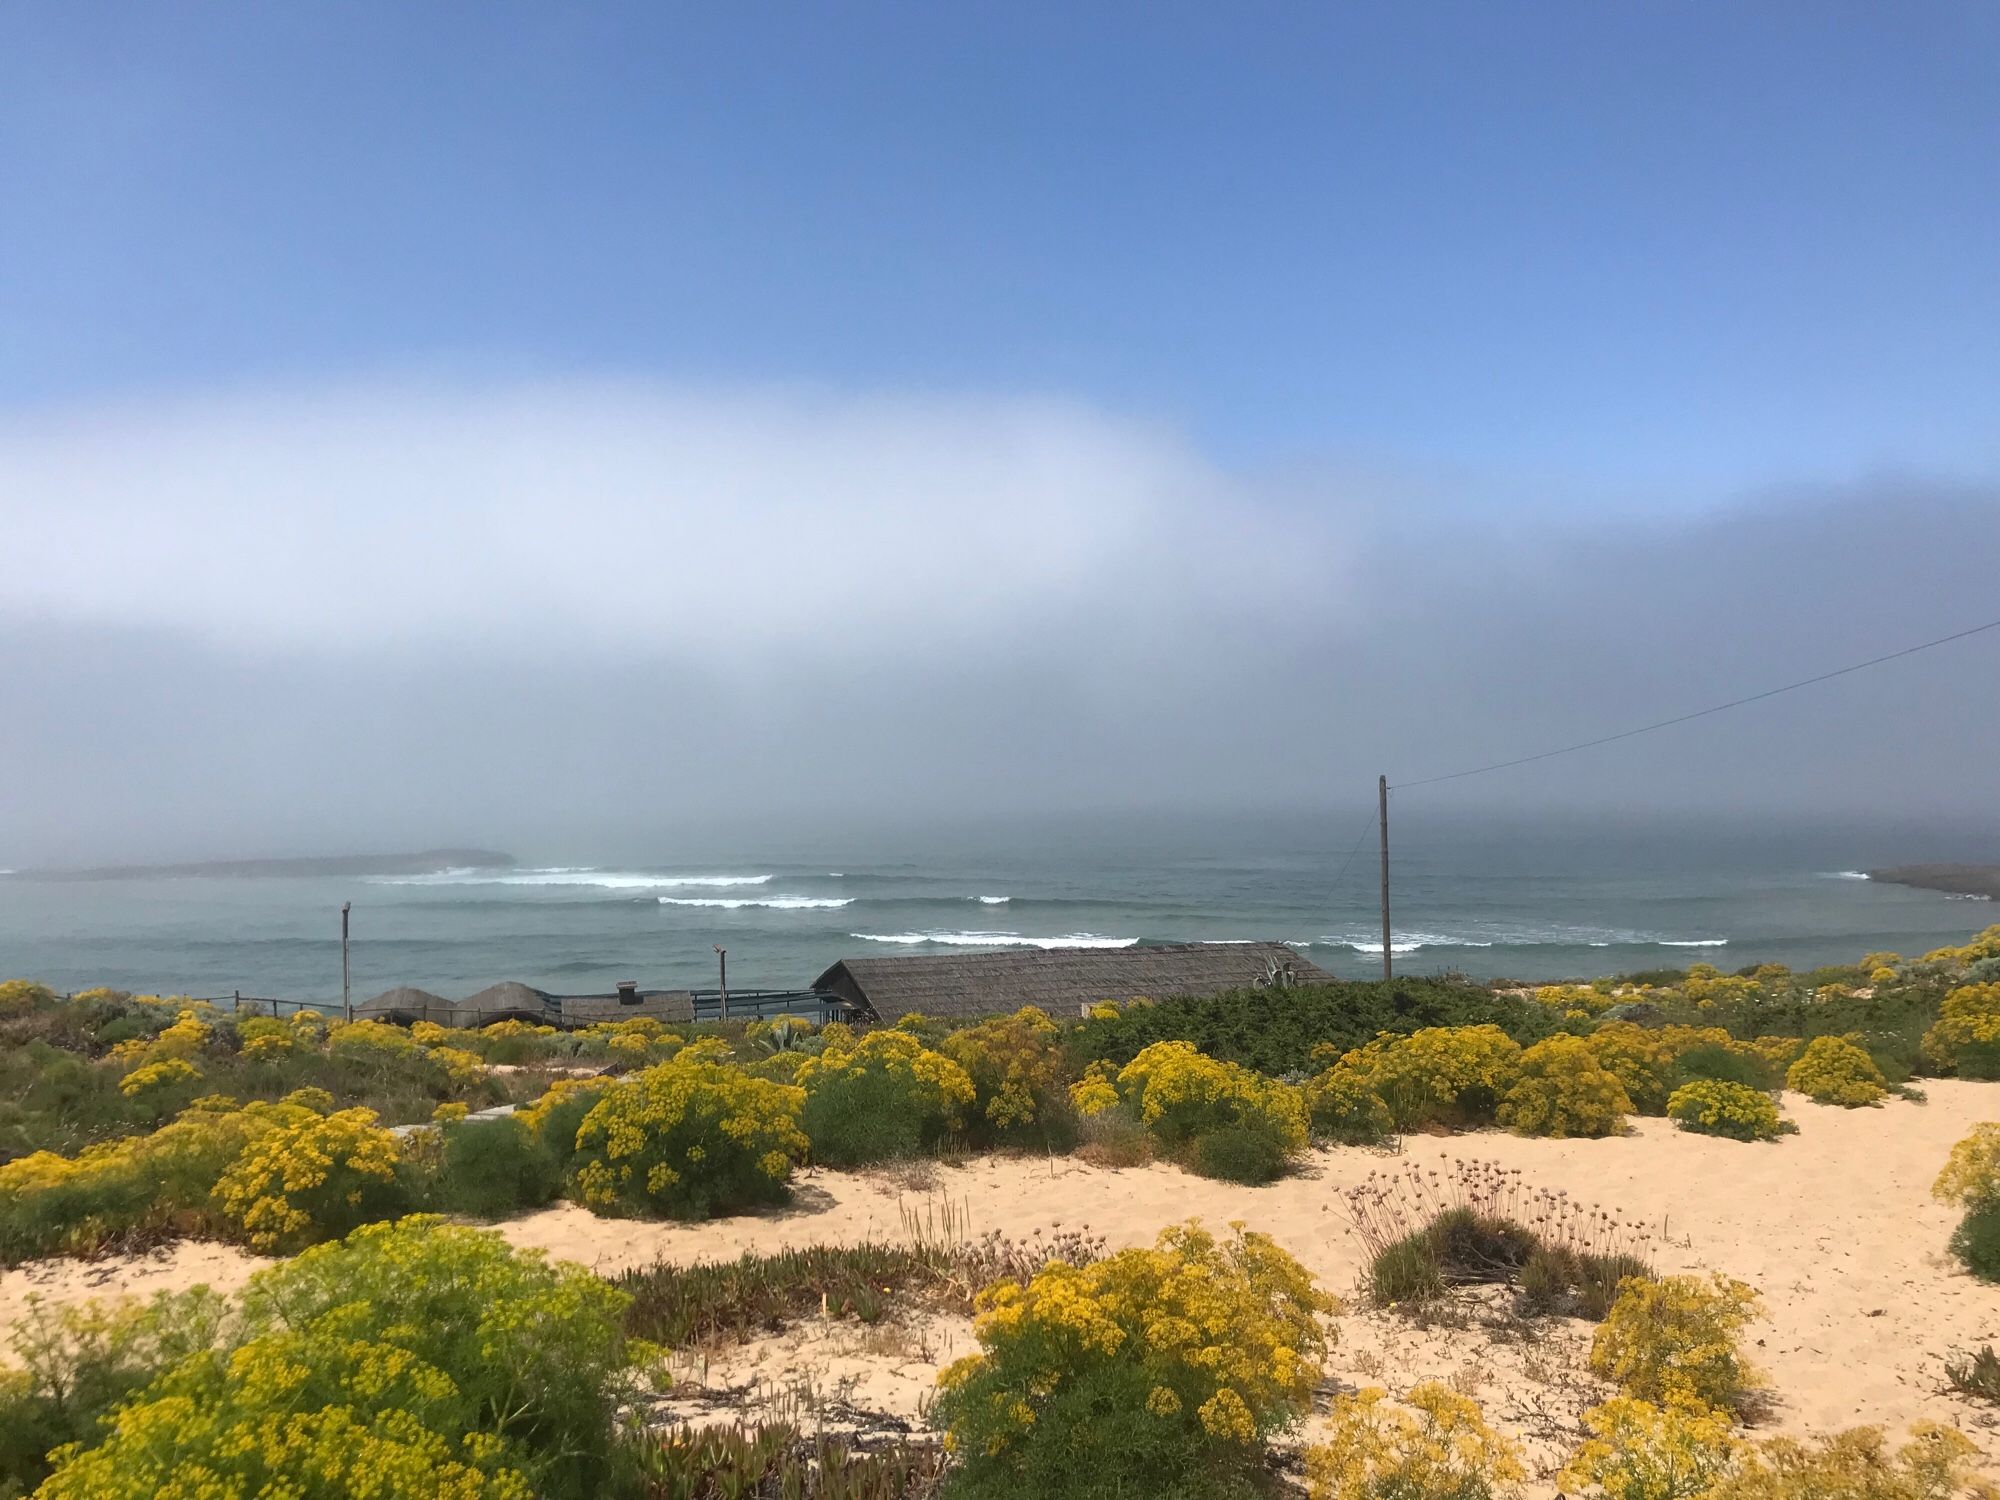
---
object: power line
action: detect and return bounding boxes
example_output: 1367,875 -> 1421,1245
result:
1396,613 -> 2000,791
1327,805 -> 1377,899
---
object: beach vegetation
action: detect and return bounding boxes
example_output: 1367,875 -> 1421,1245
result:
1114,1040 -> 1308,1177
432,1115 -> 562,1219
1499,1035 -> 1632,1137
797,1029 -> 976,1165
1557,1397 -> 1738,1500
621,1424 -> 947,1498
32,1216 -> 641,1500
1665,1080 -> 1788,1142
212,1103 -> 407,1251
1923,983 -> 2000,1078
1706,1423 -> 1998,1500
1784,1035 -> 1887,1106
939,1007 -> 1076,1148
1324,1025 -> 1523,1131
933,1221 -> 1330,1500
1304,1065 -> 1397,1145
572,1055 -> 807,1218
1589,1273 -> 1762,1414
1305,1382 -> 1524,1500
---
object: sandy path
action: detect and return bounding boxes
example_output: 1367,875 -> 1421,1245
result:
4,1082 -> 1998,1472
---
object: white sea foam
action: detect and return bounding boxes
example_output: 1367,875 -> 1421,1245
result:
1823,871 -> 1871,880
370,868 -> 773,889
659,895 -> 851,910
973,895 -> 1011,904
1659,938 -> 1729,947
850,931 -> 1139,950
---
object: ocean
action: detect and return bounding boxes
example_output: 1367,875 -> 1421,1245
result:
2,809 -> 1994,1003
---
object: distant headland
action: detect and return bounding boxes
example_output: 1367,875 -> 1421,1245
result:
1865,864 -> 2000,901
11,849 -> 515,881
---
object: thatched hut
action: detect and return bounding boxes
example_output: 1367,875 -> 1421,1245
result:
354,985 -> 453,1026
811,941 -> 1330,1023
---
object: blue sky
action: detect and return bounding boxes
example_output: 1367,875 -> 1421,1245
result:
5,1 -> 1996,498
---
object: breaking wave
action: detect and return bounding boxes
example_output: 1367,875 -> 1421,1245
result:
659,895 -> 852,910
850,930 -> 1138,950
973,895 -> 1011,904
1822,870 -> 1871,880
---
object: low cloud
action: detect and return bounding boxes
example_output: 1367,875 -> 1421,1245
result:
2,377 -> 1997,864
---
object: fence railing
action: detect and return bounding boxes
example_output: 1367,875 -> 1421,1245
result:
64,988 -> 849,1026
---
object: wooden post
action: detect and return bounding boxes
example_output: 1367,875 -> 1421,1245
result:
1378,775 -> 1392,982
341,902 -> 352,1022
715,945 -> 729,1021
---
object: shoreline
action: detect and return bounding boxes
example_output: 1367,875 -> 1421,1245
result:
1866,864 -> 2000,901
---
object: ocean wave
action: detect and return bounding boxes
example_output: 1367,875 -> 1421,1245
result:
1323,928 -> 1729,952
370,868 -> 773,889
659,895 -> 851,910
850,931 -> 1139,950
1822,871 -> 1871,880
973,895 -> 1011,905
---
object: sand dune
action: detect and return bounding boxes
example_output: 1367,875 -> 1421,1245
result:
5,1081 -> 1998,1480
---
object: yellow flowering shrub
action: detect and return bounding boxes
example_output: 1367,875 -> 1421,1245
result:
1746,1035 -> 1804,1074
1332,1026 -> 1523,1130
433,1101 -> 471,1124
1784,1035 -> 1886,1106
1306,1382 -> 1524,1500
146,1009 -> 213,1060
1935,1123 -> 2000,1207
1536,983 -> 1619,1017
213,1105 -> 407,1250
0,1099 -> 320,1260
1499,1036 -> 1633,1138
411,1020 -> 455,1046
1116,1041 -> 1308,1155
1068,1060 -> 1121,1118
934,1221 -> 1331,1498
1590,1273 -> 1762,1413
282,1085 -> 336,1113
1709,1423 -> 1999,1500
289,1007 -> 330,1042
796,1028 -> 975,1164
428,1045 -> 488,1090
115,1057 -> 202,1098
1558,1397 -> 1738,1500
572,1055 -> 806,1218
1665,1080 -> 1786,1143
941,1007 -> 1072,1141
1304,1065 -> 1396,1145
240,1030 -> 296,1061
38,1217 -> 638,1500
0,978 -> 56,1011
1925,983 -> 2000,1079
1585,1023 -> 1680,1113
328,1018 -> 421,1063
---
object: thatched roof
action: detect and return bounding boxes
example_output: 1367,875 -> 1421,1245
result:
556,991 -> 695,1026
812,942 -> 1332,1022
456,981 -> 553,1017
355,985 -> 452,1023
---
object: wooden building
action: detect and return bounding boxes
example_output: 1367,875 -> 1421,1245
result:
810,941 -> 1330,1023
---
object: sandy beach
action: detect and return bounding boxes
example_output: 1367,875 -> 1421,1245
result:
7,1081 -> 1998,1483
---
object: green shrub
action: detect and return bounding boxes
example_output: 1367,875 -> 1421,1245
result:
621,1423 -> 947,1498
1666,1080 -> 1787,1142
1924,983 -> 2000,1079
1668,1041 -> 1778,1093
796,1030 -> 975,1165
1190,1123 -> 1289,1184
1070,978 -> 1553,1078
434,1116 -> 562,1219
37,1216 -> 641,1500
1303,1067 -> 1394,1145
1949,1199 -> 2000,1282
572,1057 -> 807,1219
0,1288 -> 228,1497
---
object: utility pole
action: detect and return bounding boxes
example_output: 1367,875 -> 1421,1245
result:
1378,775 -> 1392,982
714,944 -> 729,1021
341,901 -> 353,1021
